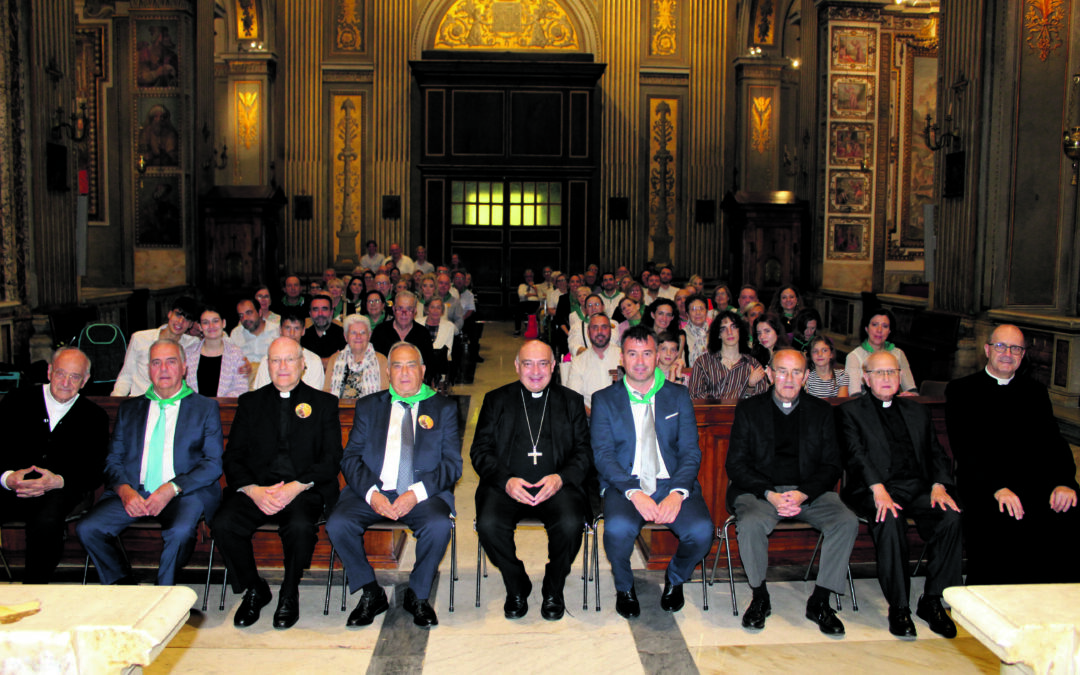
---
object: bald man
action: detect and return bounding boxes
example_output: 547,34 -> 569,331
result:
946,324 -> 1080,585
471,340 -> 591,621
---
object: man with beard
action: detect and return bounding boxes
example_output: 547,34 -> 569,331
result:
300,295 -> 346,367
566,313 -> 621,414
230,298 -> 280,369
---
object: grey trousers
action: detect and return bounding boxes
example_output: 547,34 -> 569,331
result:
732,490 -> 858,594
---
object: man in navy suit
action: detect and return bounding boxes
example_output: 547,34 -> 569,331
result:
326,342 -> 462,628
77,339 -> 223,585
591,325 -> 713,618
211,337 -> 342,629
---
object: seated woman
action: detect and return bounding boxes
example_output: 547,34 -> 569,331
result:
791,308 -> 822,352
750,312 -> 789,367
568,292 -> 613,356
769,285 -> 802,335
421,296 -> 456,386
657,330 -> 689,386
686,274 -> 707,298
805,335 -> 848,398
682,294 -> 711,370
644,298 -> 685,363
326,278 -> 348,322
844,307 -> 918,395
711,283 -> 735,317
254,285 -> 280,324
324,314 -> 388,399
416,273 -> 438,320
345,275 -> 366,314
688,309 -> 767,399
616,296 -> 642,342
361,289 -> 388,329
184,305 -> 250,397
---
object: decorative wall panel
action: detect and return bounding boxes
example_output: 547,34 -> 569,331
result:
434,0 -> 580,51
326,0 -> 366,60
647,96 -> 678,264
331,93 -> 364,263
648,0 -> 678,58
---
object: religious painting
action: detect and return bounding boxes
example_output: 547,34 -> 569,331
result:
75,26 -> 107,221
827,217 -> 870,260
135,97 -> 181,168
134,19 -> 180,89
830,122 -> 873,168
829,170 -> 871,213
831,26 -> 876,71
136,176 -> 183,247
831,76 -> 875,119
901,51 -> 937,248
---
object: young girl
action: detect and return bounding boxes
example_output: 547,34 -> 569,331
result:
805,335 -> 849,398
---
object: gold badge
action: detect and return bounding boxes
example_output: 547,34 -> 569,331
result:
295,403 -> 312,419
418,414 -> 434,430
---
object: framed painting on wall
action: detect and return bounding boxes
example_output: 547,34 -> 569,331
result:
829,170 -> 871,213
827,217 -> 871,260
831,26 -> 876,72
133,19 -> 180,89
830,122 -> 874,167
831,75 -> 875,119
136,176 -> 184,248
135,96 -> 181,168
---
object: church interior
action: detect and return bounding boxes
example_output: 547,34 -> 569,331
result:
2,0 -> 1080,672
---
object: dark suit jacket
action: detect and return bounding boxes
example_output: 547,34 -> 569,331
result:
224,381 -> 343,511
0,386 -> 109,496
725,391 -> 841,508
590,380 -> 700,499
370,321 -> 435,370
471,382 -> 591,491
341,390 -> 461,511
838,393 -> 953,505
104,393 -> 224,517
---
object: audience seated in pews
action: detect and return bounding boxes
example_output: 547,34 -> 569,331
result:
688,310 -> 767,400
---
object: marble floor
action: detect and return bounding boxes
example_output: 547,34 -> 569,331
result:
18,322 -> 1004,673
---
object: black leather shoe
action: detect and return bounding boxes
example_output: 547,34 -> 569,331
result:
272,593 -> 300,629
888,606 -> 918,639
233,581 -> 272,628
805,598 -> 845,636
916,595 -> 957,639
504,593 -> 529,619
615,587 -> 640,619
660,579 -> 684,612
540,593 -> 565,621
403,588 -> 438,627
741,595 -> 771,630
347,587 -> 389,627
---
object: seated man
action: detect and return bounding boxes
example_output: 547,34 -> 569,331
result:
591,326 -> 713,618
371,291 -> 435,369
471,340 -> 591,621
945,323 -> 1079,584
839,350 -> 962,639
272,275 -> 307,315
566,313 -> 621,414
230,297 -> 280,369
78,339 -> 223,585
252,312 -> 325,390
300,295 -> 346,366
111,296 -> 200,396
327,342 -> 461,628
726,348 -> 857,634
0,347 -> 108,583
211,337 -> 342,629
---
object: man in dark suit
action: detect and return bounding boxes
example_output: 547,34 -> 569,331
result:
945,324 -> 1079,585
726,348 -> 857,634
839,350 -> 962,639
211,337 -> 342,629
370,291 -> 435,371
77,339 -> 223,585
0,347 -> 108,583
471,339 -> 591,621
591,325 -> 713,618
327,341 -> 461,628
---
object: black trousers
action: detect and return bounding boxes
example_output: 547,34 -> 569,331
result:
210,490 -> 325,593
475,482 -> 588,597
851,479 -> 963,609
1,488 -> 84,583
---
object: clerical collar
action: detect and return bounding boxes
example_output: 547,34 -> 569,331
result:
872,394 -> 893,409
771,393 -> 799,414
520,382 -> 547,399
985,367 -> 1014,386
279,390 -> 291,399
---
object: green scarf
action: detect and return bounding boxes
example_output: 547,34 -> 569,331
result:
629,318 -> 641,327
861,339 -> 896,353
390,383 -> 437,405
624,367 -> 664,404
144,381 -> 194,493
146,380 -> 194,406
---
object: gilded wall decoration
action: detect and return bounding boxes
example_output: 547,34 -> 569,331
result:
331,94 -> 364,259
236,89 -> 259,149
134,19 -> 180,89
831,27 -> 876,72
648,98 -> 678,262
827,217 -> 870,260
334,0 -> 365,53
235,0 -> 259,39
751,96 -> 772,154
649,0 -> 678,57
830,75 -> 875,119
75,26 -> 107,221
828,170 -> 871,214
434,0 -> 579,51
1026,0 -> 1064,62
829,122 -> 873,168
751,0 -> 775,45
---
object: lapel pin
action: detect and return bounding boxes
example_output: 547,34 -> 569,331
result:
418,414 -> 434,429
295,402 -> 312,418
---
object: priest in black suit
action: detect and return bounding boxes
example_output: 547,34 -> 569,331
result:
211,337 -> 342,630
0,347 -> 109,583
471,340 -> 592,621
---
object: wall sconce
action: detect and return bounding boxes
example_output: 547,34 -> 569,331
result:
203,141 -> 228,171
136,155 -> 147,174
924,112 -> 960,152
747,46 -> 763,57
51,101 -> 88,142
787,57 -> 801,69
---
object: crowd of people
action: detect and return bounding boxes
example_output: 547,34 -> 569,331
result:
2,249 -> 1077,640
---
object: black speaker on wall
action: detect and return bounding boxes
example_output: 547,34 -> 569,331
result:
696,199 -> 716,224
293,195 -> 313,220
46,141 -> 69,192
609,197 -> 629,221
382,195 -> 401,220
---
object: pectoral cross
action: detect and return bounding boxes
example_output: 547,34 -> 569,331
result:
528,446 -> 543,465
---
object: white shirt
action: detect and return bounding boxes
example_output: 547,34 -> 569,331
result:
229,321 -> 280,362
658,285 -> 679,300
366,400 -> 428,503
252,347 -> 325,390
360,252 -> 384,270
111,327 -> 198,396
139,397 -> 180,489
566,346 -> 621,409
1,386 -> 80,489
383,255 -> 416,276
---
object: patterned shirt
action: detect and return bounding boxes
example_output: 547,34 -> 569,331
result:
688,352 -> 767,400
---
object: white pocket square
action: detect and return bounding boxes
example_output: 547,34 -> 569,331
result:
665,412 -> 679,419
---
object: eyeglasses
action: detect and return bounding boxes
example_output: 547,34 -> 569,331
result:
866,368 -> 899,379
989,343 -> 1026,356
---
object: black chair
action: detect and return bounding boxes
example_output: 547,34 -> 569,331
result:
0,495 -> 92,581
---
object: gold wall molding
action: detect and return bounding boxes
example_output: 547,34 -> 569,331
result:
323,70 -> 374,83
826,6 -> 879,22
235,0 -> 259,40
236,90 -> 258,149
434,0 -> 580,50
1025,0 -> 1064,62
639,72 -> 689,85
751,95 -> 771,154
649,0 -> 678,57
648,97 -> 678,264
226,60 -> 273,75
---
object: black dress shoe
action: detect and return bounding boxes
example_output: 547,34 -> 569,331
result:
660,579 -> 684,612
741,595 -> 771,630
272,593 -> 300,629
805,598 -> 845,636
504,593 -> 529,619
615,587 -> 640,619
888,606 -> 918,639
540,593 -> 565,621
916,595 -> 957,639
403,588 -> 438,627
347,587 -> 389,627
234,581 -> 273,628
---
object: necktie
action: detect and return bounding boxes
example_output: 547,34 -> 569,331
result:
145,402 -> 171,492
397,402 -> 414,492
637,404 -> 660,496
